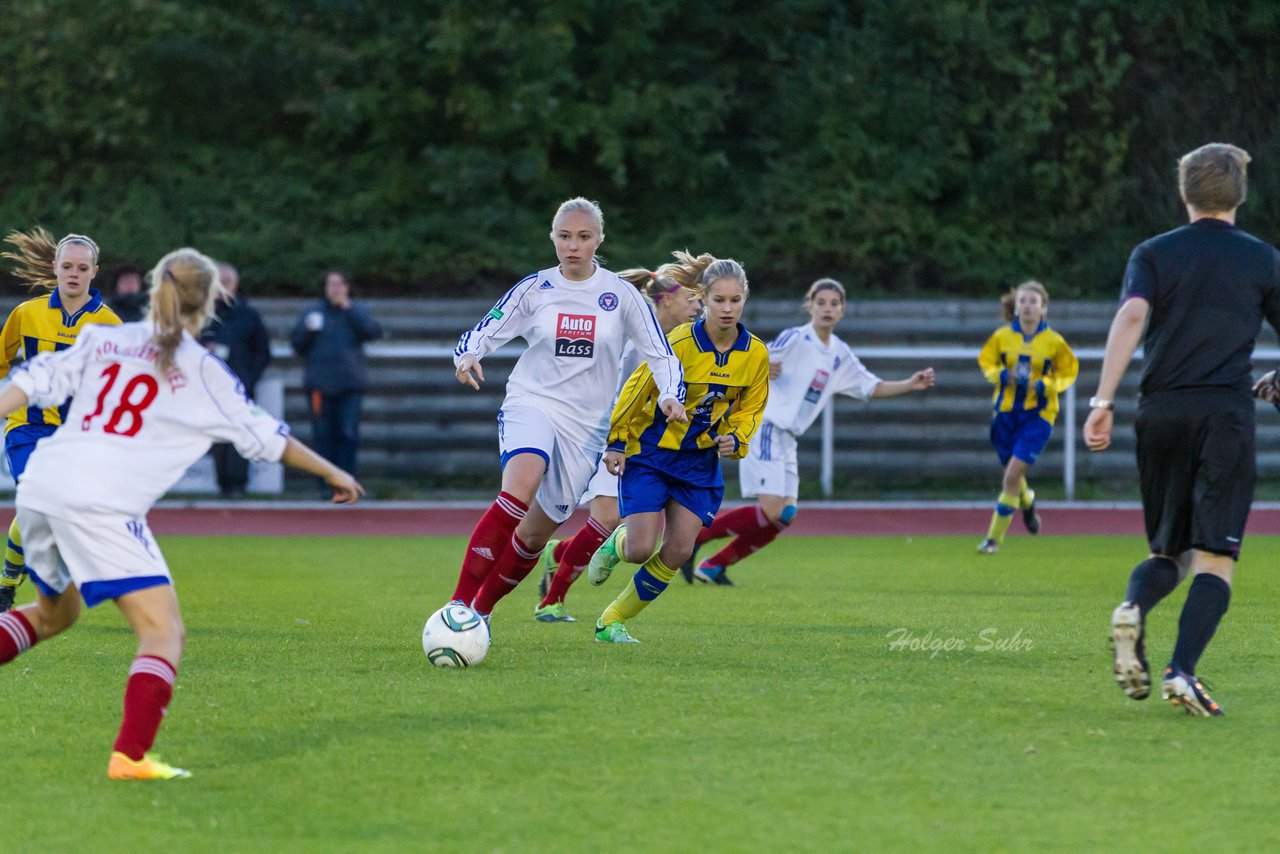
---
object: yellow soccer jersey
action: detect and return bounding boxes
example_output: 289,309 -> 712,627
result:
978,321 -> 1078,424
0,289 -> 121,431
607,320 -> 770,474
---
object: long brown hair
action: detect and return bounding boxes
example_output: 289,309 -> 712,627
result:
1,227 -> 99,291
146,248 -> 225,374
1000,280 -> 1049,322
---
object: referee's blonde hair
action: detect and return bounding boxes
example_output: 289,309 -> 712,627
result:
147,248 -> 226,374
1,227 -> 99,291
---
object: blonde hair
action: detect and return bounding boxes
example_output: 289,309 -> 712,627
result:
1001,279 -> 1049,322
146,248 -> 225,374
2,227 -> 100,291
804,277 -> 846,305
1179,143 -> 1250,213
550,197 -> 605,238
617,265 -> 699,305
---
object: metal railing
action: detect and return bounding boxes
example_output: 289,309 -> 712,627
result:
275,342 -> 1280,501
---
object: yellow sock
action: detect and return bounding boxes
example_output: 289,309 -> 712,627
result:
2,517 -> 22,585
985,492 -> 1019,544
1019,478 -> 1035,510
600,555 -> 676,626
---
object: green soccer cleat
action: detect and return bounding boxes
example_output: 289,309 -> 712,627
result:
533,601 -> 577,623
587,525 -> 625,586
538,538 -> 562,599
594,621 -> 640,644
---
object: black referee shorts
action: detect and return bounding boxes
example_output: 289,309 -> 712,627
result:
1135,390 -> 1256,559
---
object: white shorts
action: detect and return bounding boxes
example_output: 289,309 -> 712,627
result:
580,458 -> 619,504
738,422 -> 799,499
16,506 -> 172,608
498,405 -> 599,524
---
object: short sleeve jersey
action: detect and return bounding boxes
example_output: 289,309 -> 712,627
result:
760,324 -> 881,436
1121,218 -> 1280,397
10,322 -> 289,519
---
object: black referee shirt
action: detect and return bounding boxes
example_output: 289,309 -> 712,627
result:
1121,218 -> 1280,398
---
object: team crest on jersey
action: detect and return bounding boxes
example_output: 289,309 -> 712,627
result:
555,313 -> 596,358
539,280 -> 555,290
598,292 -> 618,311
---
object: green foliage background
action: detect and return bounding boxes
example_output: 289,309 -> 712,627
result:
3,1 -> 1278,295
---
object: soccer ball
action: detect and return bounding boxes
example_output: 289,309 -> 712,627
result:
422,603 -> 490,667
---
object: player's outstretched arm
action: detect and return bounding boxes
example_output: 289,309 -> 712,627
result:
279,436 -> 365,503
871,367 -> 935,398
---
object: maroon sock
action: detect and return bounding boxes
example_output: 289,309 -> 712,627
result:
705,506 -> 790,569
113,656 -> 177,761
552,539 -> 569,565
451,492 -> 528,603
472,533 -> 542,614
541,517 -> 612,607
698,505 -> 759,546
0,610 -> 36,664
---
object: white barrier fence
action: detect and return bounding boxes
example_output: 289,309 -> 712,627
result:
270,342 -> 1280,501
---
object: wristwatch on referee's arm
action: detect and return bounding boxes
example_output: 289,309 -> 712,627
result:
1088,397 -> 1114,411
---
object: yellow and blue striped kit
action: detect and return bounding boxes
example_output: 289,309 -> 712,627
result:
0,289 -> 121,431
608,320 -> 770,485
977,320 -> 1078,425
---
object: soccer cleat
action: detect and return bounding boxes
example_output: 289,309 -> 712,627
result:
693,563 -> 734,586
538,539 -> 561,599
533,602 -> 576,623
976,538 -> 999,555
0,561 -> 24,612
594,621 -> 640,644
1021,496 -> 1041,535
108,751 -> 192,780
1161,668 -> 1223,717
1110,602 -> 1150,700
678,544 -> 702,584
587,526 -> 625,586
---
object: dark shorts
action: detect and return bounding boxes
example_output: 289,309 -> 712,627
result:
4,424 -> 56,481
989,409 -> 1053,466
618,460 -> 724,527
1135,390 -> 1255,559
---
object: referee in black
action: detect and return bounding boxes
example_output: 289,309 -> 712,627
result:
1085,143 -> 1280,717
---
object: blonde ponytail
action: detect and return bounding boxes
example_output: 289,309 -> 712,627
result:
146,248 -> 224,374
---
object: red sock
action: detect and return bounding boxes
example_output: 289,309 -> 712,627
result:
452,492 -> 528,603
0,610 -> 36,664
704,506 -> 790,570
552,539 -> 569,565
697,505 -> 759,547
472,533 -> 542,614
113,656 -> 177,761
541,517 -> 612,607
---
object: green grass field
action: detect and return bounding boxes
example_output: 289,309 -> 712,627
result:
3,533 -> 1279,852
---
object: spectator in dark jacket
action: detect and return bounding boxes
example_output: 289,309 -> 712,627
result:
201,262 -> 273,498
108,264 -> 148,322
290,269 -> 383,492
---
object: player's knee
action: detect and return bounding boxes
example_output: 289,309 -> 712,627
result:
622,538 -> 655,564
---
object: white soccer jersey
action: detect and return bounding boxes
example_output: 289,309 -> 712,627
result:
9,322 -> 289,519
761,323 -> 881,435
454,265 -> 682,452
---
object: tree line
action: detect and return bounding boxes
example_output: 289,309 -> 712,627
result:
3,0 -> 1277,297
